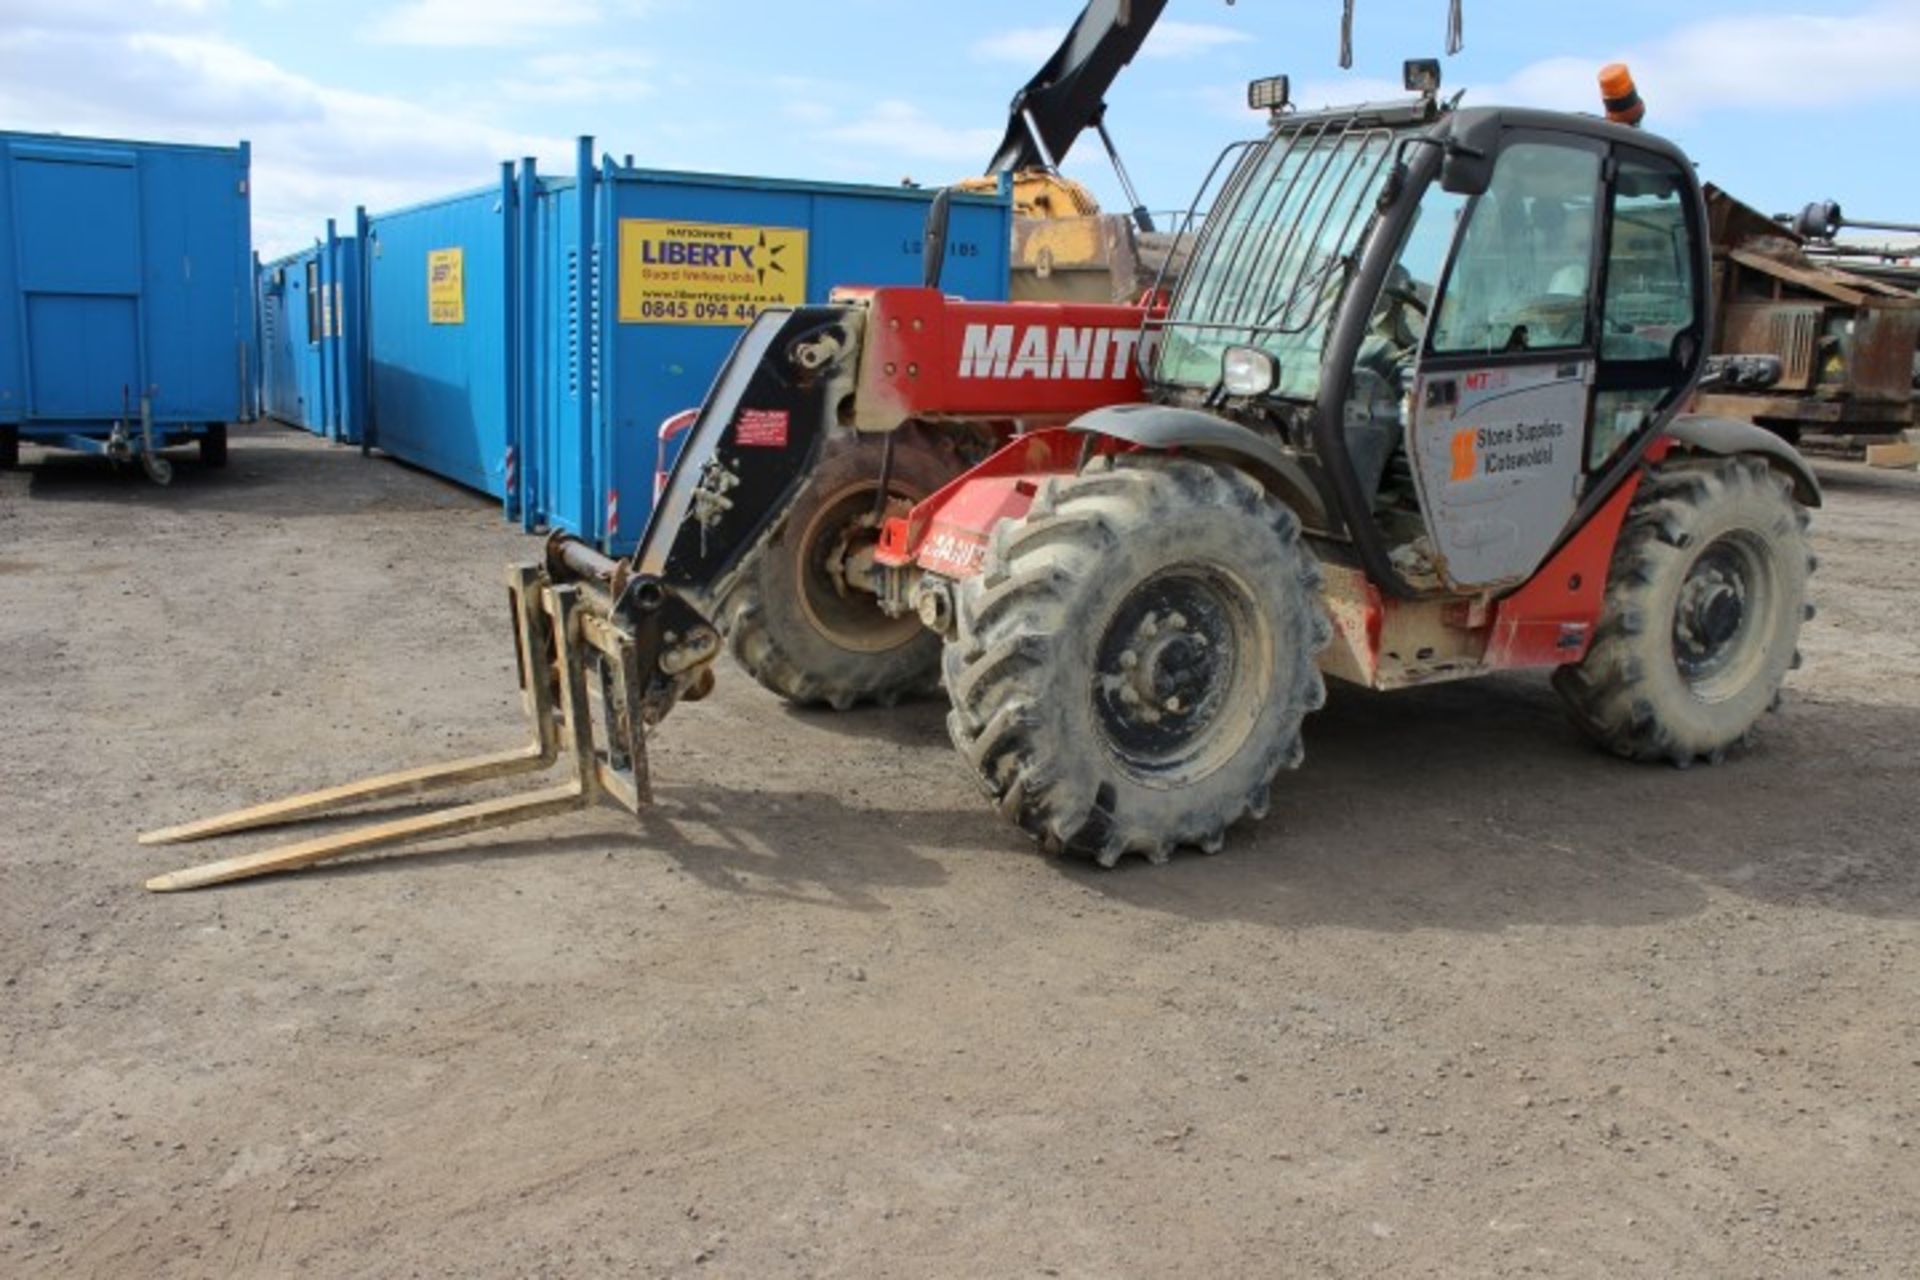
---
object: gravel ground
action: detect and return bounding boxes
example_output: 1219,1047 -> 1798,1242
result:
2,425 -> 1917,1278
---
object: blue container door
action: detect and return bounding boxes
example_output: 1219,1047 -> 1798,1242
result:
260,264 -> 296,422
261,254 -> 323,431
135,146 -> 251,426
11,148 -> 143,421
534,184 -> 599,539
325,237 -> 363,443
297,256 -> 322,429
366,192 -> 510,496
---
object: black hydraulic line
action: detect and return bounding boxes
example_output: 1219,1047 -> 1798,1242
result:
1093,117 -> 1155,231
987,0 -> 1171,175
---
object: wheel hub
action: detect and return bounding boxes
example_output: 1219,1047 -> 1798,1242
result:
1114,612 -> 1215,722
1094,571 -> 1249,778
1673,540 -> 1759,685
798,485 -> 920,654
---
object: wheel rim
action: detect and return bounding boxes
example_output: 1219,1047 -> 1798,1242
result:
1092,566 -> 1270,787
1671,531 -> 1775,702
794,481 -> 923,655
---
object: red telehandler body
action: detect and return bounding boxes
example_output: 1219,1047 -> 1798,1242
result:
143,60 -> 1817,888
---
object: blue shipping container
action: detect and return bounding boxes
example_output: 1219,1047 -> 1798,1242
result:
0,131 -> 254,462
354,141 -> 1010,549
259,221 -> 366,444
364,181 -> 515,496
524,144 -> 1012,551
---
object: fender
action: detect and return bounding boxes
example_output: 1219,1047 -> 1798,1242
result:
1066,403 -> 1327,526
1664,414 -> 1822,508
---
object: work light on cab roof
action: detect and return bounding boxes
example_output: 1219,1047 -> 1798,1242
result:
1248,57 -> 1443,120
1247,75 -> 1291,114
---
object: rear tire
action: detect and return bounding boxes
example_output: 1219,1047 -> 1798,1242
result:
717,428 -> 964,710
944,454 -> 1330,867
0,426 -> 17,470
200,424 -> 229,468
1554,455 -> 1812,765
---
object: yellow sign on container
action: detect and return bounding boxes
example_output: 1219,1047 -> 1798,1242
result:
618,219 -> 807,326
428,248 -> 464,325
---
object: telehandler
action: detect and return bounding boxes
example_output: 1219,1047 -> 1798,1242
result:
143,52 -> 1816,889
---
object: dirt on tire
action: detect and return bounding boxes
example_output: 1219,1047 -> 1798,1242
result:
716,428 -> 961,710
944,454 -> 1329,865
1557,454 -> 1812,763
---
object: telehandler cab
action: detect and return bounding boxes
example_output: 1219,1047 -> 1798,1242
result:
143,63 -> 1817,888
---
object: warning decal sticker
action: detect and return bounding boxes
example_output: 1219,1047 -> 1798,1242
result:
618,219 -> 807,326
733,408 -> 790,448
428,248 -> 464,325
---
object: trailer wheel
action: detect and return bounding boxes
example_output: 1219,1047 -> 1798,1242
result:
717,428 -> 964,710
944,455 -> 1330,867
0,426 -> 17,470
199,424 -> 229,469
1554,455 -> 1812,765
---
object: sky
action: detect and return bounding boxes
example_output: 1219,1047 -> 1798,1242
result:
3,0 -> 1917,258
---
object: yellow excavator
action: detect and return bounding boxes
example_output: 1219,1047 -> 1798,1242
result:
951,0 -> 1176,302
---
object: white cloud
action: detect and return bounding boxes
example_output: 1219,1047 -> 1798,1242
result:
1189,4 -> 1920,132
507,49 -> 656,104
781,99 -> 835,126
1142,21 -> 1252,60
975,18 -> 1250,65
1473,3 -> 1920,118
972,26 -> 1063,65
5,0 -> 215,27
0,11 -> 570,256
818,100 -> 999,167
368,0 -> 605,48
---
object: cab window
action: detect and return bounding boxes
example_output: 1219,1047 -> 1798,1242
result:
1429,142 -> 1603,355
1601,155 -> 1695,360
1343,179 -> 1468,500
1589,152 -> 1698,467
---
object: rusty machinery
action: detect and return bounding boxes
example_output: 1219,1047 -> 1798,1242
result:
1694,187 -> 1920,450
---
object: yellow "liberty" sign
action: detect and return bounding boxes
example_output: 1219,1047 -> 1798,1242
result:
427,248 -> 464,325
617,219 -> 807,326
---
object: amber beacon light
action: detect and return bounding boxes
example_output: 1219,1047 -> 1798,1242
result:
1598,63 -> 1645,126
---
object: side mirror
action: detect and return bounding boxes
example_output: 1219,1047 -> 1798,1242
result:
1221,346 -> 1279,397
1440,116 -> 1501,196
1440,144 -> 1493,196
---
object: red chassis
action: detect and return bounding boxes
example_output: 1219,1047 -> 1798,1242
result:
835,288 -> 1663,693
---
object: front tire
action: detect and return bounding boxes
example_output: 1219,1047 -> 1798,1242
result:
944,455 -> 1330,866
0,426 -> 18,470
1554,455 -> 1812,765
717,427 -> 964,710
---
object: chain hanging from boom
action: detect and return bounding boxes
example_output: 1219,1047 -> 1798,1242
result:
1335,0 -> 1462,70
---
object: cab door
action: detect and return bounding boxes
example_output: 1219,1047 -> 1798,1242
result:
1406,134 -> 1606,591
